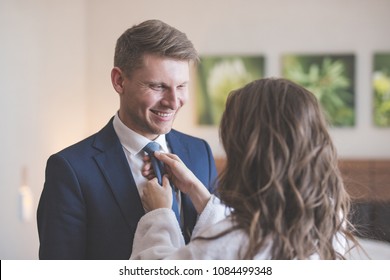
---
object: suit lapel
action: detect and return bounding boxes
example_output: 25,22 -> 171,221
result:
90,125 -> 197,238
93,119 -> 144,229
166,131 -> 196,243
166,131 -> 191,166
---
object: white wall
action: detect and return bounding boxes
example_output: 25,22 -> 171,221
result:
1,0 -> 389,259
0,0 -> 87,259
85,0 -> 390,159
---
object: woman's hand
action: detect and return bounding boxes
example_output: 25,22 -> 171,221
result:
141,155 -> 155,180
141,176 -> 172,212
153,152 -> 200,193
154,152 -> 211,214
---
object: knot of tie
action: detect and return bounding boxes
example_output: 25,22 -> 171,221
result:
143,141 -> 160,155
143,142 -> 164,185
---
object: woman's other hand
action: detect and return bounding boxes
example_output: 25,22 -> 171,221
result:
141,176 -> 172,212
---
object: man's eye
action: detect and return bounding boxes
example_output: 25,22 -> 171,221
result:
150,84 -> 163,90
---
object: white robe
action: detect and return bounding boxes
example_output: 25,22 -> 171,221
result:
130,195 -> 347,260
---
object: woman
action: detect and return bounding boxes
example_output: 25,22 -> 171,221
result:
131,78 -> 357,259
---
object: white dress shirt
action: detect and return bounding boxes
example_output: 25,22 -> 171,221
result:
112,112 -> 169,194
112,112 -> 181,215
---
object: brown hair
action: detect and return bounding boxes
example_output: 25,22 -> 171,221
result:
114,19 -> 199,76
218,78 -> 356,259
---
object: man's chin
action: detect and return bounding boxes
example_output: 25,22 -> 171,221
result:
150,126 -> 172,136
159,127 -> 172,135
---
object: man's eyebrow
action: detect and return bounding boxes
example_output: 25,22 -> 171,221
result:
142,80 -> 164,85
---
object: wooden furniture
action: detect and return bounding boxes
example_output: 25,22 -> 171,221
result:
340,160 -> 390,202
214,158 -> 390,202
339,160 -> 390,242
214,158 -> 390,242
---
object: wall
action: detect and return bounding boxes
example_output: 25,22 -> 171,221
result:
0,0 -> 389,259
85,0 -> 390,159
0,0 -> 87,259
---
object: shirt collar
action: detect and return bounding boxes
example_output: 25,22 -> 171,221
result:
113,112 -> 168,155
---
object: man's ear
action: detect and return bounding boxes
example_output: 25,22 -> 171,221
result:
111,67 -> 125,94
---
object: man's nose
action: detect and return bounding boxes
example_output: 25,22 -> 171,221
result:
162,89 -> 180,110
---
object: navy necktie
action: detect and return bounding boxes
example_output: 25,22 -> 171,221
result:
143,142 -> 181,224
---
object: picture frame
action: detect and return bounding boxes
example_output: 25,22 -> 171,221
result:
282,54 -> 355,127
195,55 -> 265,125
373,53 -> 390,127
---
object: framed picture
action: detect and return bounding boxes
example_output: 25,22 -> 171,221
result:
282,54 -> 355,127
373,53 -> 390,127
195,55 -> 265,125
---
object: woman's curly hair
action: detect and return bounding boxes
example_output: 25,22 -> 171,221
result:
217,78 -> 356,259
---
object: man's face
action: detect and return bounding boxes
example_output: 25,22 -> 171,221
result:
117,54 -> 190,140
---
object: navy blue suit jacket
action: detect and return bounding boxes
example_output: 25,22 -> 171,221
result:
37,118 -> 217,259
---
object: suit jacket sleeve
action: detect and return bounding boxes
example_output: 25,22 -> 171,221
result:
37,154 -> 87,259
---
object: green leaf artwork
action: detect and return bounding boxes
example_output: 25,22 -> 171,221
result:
373,53 -> 390,127
282,54 -> 355,127
196,55 -> 264,125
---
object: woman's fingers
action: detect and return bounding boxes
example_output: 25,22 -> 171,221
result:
141,155 -> 156,179
142,176 -> 172,211
155,151 -> 182,165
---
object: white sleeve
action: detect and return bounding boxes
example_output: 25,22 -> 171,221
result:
130,208 -> 185,260
192,195 -> 229,238
130,195 -> 229,260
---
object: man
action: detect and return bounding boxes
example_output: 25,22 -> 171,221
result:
37,19 -> 218,260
